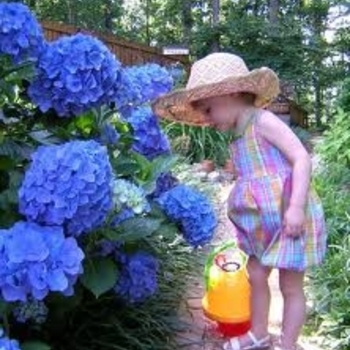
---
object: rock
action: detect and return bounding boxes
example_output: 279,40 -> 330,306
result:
197,171 -> 208,181
207,171 -> 221,182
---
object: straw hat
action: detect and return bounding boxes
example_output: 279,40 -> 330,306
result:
152,52 -> 280,126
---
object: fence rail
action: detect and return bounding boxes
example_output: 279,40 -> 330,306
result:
41,21 -> 189,68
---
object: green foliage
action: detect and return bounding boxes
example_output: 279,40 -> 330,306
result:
317,109 -> 350,168
21,342 -> 51,350
163,121 -> 231,165
338,78 -> 350,113
81,258 -> 119,298
310,164 -> 350,349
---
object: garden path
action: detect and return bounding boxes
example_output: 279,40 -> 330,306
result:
176,163 -> 324,350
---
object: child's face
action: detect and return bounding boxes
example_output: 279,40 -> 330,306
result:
193,95 -> 239,131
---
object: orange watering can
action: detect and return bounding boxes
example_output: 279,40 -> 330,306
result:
202,242 -> 251,337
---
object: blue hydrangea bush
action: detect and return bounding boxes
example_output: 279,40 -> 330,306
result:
0,4 -> 217,349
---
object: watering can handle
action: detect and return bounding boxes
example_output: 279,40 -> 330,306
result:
204,241 -> 247,290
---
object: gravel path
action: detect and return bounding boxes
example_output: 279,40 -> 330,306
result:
176,167 -> 324,350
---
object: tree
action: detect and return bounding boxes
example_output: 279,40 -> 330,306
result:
269,0 -> 279,25
182,0 -> 193,45
211,0 -> 220,51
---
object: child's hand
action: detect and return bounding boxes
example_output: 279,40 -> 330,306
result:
283,205 -> 305,237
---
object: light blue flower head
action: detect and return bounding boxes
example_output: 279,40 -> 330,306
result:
115,251 -> 159,304
157,185 -> 217,247
28,33 -> 122,117
19,140 -> 113,236
112,179 -> 150,215
0,221 -> 84,302
122,106 -> 170,160
0,3 -> 45,64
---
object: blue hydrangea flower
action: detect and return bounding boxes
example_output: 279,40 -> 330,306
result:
111,207 -> 135,226
0,221 -> 84,302
99,123 -> 120,146
112,179 -> 150,215
0,3 -> 45,64
13,299 -> 48,324
167,64 -> 185,86
19,140 -> 113,236
0,329 -> 21,350
149,172 -> 178,199
115,252 -> 158,304
115,63 -> 173,110
122,107 -> 170,160
28,33 -> 122,117
157,185 -> 217,247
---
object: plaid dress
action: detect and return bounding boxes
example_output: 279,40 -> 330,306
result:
227,111 -> 327,271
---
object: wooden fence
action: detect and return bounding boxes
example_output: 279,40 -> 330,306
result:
41,21 -> 189,68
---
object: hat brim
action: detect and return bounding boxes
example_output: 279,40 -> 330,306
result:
152,67 -> 280,126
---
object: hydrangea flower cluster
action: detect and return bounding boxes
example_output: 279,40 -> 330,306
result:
13,299 -> 48,324
112,179 -> 150,215
0,221 -> 84,302
157,185 -> 217,247
149,172 -> 178,199
119,63 -> 173,106
99,123 -> 120,146
0,3 -> 45,64
115,252 -> 159,304
19,140 -> 113,236
0,329 -> 20,350
122,107 -> 170,159
28,34 -> 122,117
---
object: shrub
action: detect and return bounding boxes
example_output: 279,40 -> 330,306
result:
310,164 -> 350,349
163,121 -> 231,165
316,108 -> 350,168
338,77 -> 350,113
0,4 -> 217,349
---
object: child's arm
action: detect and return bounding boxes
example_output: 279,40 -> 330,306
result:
257,111 -> 312,237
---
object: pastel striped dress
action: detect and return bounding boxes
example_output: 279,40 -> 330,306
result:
227,110 -> 327,271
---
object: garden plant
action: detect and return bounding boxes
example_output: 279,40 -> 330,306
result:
0,3 -> 217,350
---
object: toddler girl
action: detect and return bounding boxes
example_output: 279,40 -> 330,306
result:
152,53 -> 327,350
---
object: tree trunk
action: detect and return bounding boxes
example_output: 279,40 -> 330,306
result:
269,0 -> 279,25
66,0 -> 76,25
104,0 -> 114,31
145,0 -> 151,46
313,74 -> 322,127
211,0 -> 220,52
182,0 -> 193,45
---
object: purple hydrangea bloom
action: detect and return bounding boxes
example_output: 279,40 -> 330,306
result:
0,329 -> 21,350
0,221 -> 84,302
157,185 -> 217,247
0,3 -> 45,64
122,107 -> 170,160
149,172 -> 178,199
115,63 -> 173,110
19,140 -> 113,236
13,299 -> 48,324
115,252 -> 158,304
28,34 -> 122,117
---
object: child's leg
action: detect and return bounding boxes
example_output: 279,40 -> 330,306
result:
230,257 -> 271,347
248,257 -> 272,338
279,269 -> 306,349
